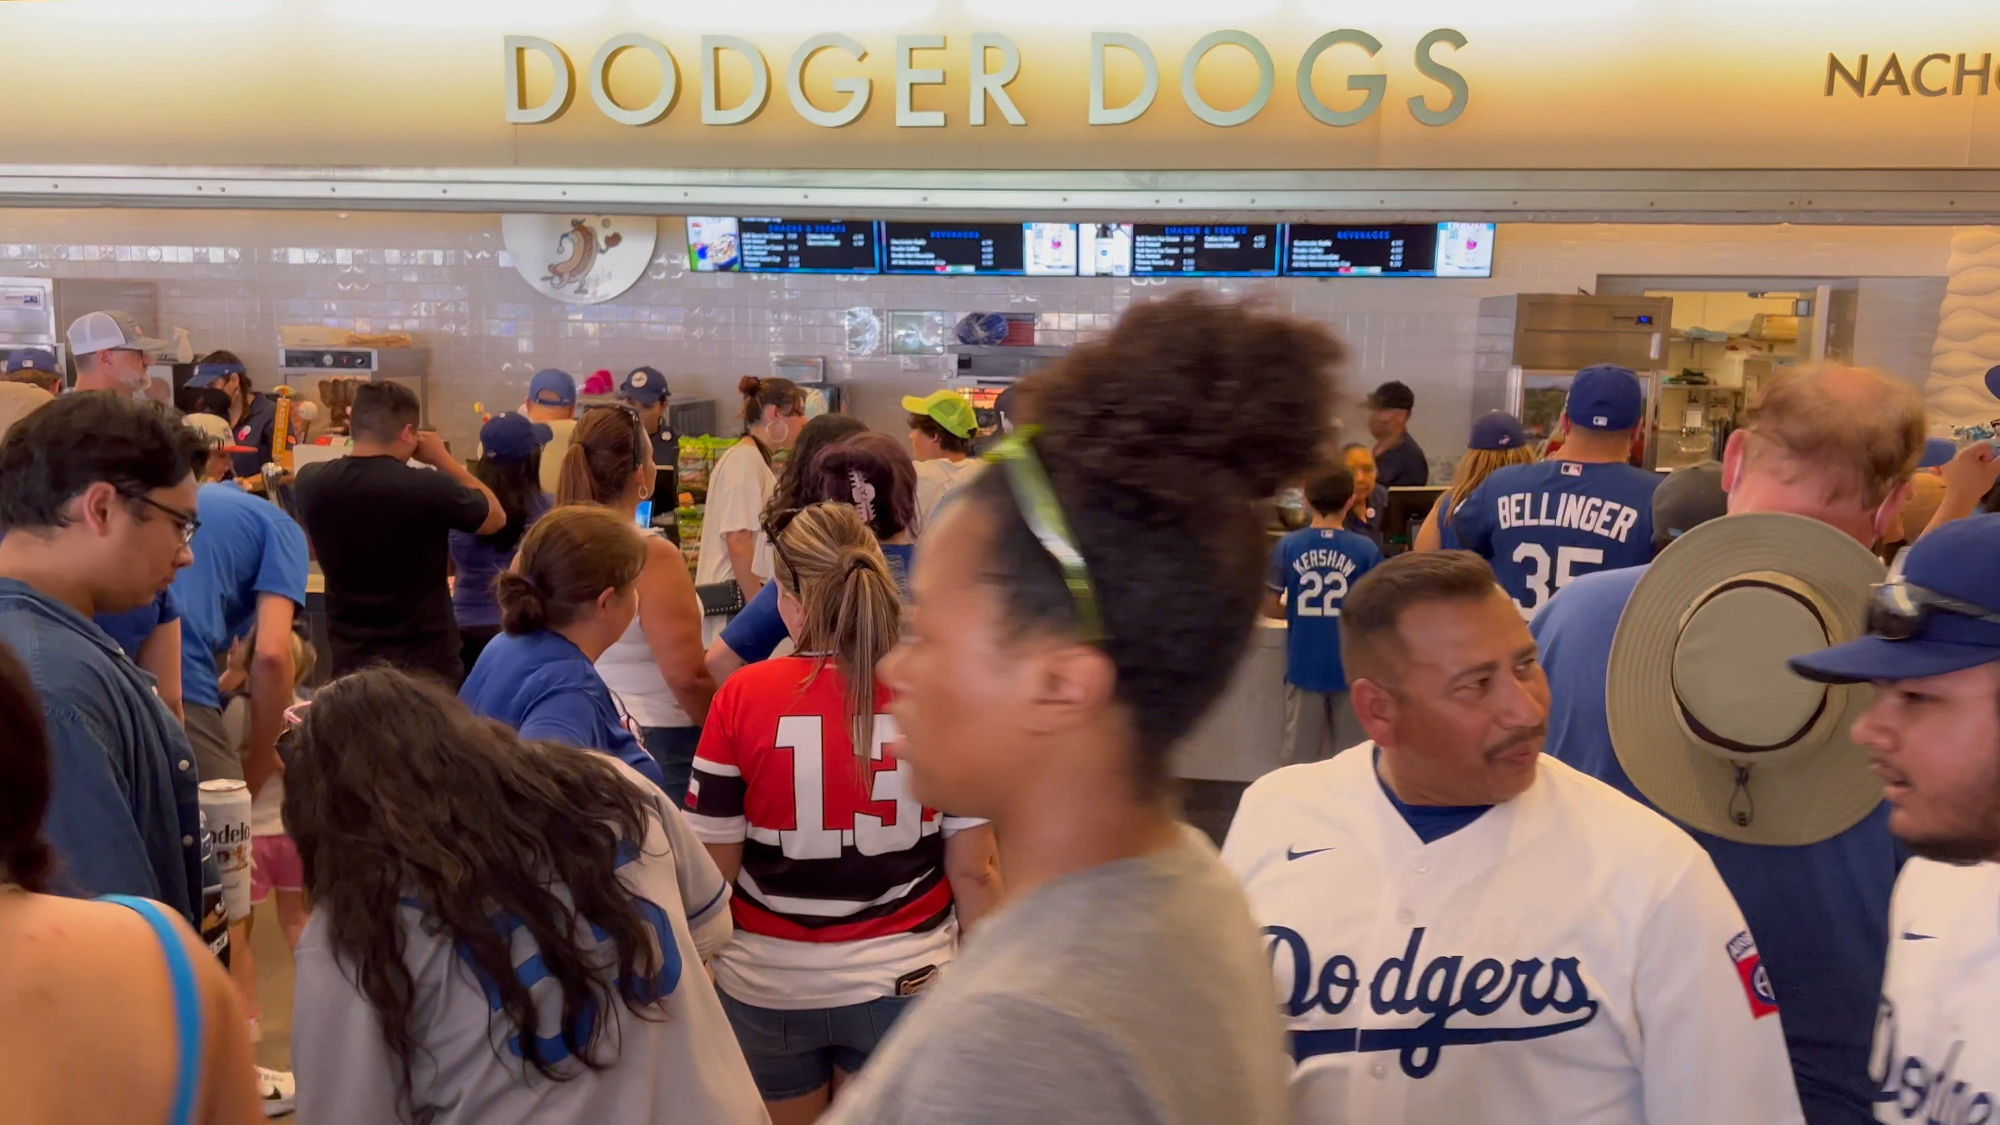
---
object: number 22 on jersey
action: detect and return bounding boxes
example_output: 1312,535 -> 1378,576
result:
774,714 -> 922,860
1510,543 -> 1604,619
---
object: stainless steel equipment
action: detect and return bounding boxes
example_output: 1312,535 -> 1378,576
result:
0,277 -> 60,374
276,346 -> 431,429
947,343 -> 1066,386
1473,293 -> 1673,464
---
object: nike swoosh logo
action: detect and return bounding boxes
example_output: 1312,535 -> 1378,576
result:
1286,846 -> 1337,862
1902,932 -> 1938,941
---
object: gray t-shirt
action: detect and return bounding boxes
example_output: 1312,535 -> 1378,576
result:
823,828 -> 1291,1125
290,761 -> 766,1124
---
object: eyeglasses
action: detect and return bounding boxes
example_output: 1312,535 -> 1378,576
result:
1867,580 -> 2000,640
984,426 -> 1104,644
119,489 -> 200,546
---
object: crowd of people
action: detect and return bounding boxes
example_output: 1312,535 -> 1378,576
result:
0,294 -> 1998,1125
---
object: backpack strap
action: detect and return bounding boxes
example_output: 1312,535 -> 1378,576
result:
100,895 -> 204,1125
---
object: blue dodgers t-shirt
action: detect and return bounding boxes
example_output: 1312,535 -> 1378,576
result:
449,493 -> 552,630
95,587 -> 180,661
720,542 -> 916,664
461,628 -> 667,792
1454,460 -> 1663,620
1267,527 -> 1382,693
171,484 -> 310,711
1533,566 -> 1901,1125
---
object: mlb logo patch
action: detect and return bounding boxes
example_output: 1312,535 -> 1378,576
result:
1560,462 -> 1583,477
1727,931 -> 1779,1019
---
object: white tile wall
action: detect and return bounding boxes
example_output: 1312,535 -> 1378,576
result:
0,209 -> 1956,459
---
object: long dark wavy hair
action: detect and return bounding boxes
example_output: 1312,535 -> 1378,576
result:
470,454 -> 545,552
759,413 -> 866,535
282,668 -> 668,1102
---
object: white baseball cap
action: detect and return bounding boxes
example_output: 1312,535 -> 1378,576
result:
66,310 -> 168,357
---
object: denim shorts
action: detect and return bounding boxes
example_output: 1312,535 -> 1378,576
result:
718,990 -> 915,1101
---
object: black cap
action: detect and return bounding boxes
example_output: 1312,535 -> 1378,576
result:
1367,381 -> 1415,412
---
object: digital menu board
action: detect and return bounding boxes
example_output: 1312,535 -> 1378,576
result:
1130,224 -> 1281,277
883,222 -> 1079,276
1282,222 -> 1496,278
685,217 -> 880,273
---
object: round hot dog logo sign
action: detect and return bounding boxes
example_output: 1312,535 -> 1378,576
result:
500,214 -> 658,305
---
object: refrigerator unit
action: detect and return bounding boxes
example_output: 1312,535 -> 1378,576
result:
1472,294 -> 1674,466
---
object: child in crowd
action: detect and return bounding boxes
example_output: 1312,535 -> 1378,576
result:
1264,468 -> 1383,761
222,630 -> 316,956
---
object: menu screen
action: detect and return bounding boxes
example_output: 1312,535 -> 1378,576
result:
1129,224 -> 1280,276
883,222 -> 1078,276
736,218 -> 880,273
1282,222 -> 1496,278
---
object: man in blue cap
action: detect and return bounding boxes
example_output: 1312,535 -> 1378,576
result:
523,367 -> 578,495
1453,363 -> 1663,618
618,366 -> 677,536
1789,514 -> 2000,1117
183,351 -> 276,481
5,346 -> 62,395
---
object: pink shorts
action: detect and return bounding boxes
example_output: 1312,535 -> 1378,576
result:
251,835 -> 303,902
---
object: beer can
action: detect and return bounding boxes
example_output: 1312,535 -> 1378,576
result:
198,778 -> 252,923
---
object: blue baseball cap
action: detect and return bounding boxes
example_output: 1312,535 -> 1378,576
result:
1468,412 -> 1528,451
4,347 -> 57,375
618,366 -> 670,406
1565,364 -> 1644,432
185,361 -> 246,389
1918,437 -> 1958,470
527,368 -> 577,408
1790,513 -> 2000,684
480,412 -> 554,464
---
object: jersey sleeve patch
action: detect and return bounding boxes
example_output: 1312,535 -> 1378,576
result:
1726,930 -> 1779,1019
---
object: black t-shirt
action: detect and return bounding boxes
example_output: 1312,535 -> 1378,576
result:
295,455 -> 489,685
1375,435 -> 1430,489
649,425 -> 680,543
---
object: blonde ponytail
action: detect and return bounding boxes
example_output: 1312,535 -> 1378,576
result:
773,504 -> 902,759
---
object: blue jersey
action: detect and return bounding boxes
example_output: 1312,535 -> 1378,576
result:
1267,527 -> 1382,693
1452,460 -> 1662,619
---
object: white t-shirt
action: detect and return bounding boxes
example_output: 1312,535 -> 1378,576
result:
696,439 -> 774,589
1222,746 -> 1804,1125
596,529 -> 693,729
914,457 -> 984,536
290,759 -> 763,1125
1872,857 -> 2000,1123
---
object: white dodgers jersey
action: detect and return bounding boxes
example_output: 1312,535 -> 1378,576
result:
1872,858 -> 2000,1124
1221,747 -> 1804,1125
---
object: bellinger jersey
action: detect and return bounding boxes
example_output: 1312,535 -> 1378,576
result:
1268,526 -> 1384,693
1872,858 -> 2000,1124
1223,747 -> 1804,1125
1453,460 -> 1663,620
686,656 -> 981,1010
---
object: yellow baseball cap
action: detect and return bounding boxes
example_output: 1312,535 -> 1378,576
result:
902,390 -> 978,439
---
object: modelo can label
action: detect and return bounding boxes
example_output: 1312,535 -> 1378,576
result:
199,778 -> 252,924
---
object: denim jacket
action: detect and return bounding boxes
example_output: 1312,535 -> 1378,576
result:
0,579 -> 203,923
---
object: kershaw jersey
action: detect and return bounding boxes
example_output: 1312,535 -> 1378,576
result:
1872,858 -> 2000,1124
1222,747 -> 1804,1125
686,656 -> 980,1010
1453,460 -> 1663,619
1268,526 -> 1384,693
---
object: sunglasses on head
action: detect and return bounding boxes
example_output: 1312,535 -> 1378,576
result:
1867,580 -> 2000,641
585,402 -> 647,471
